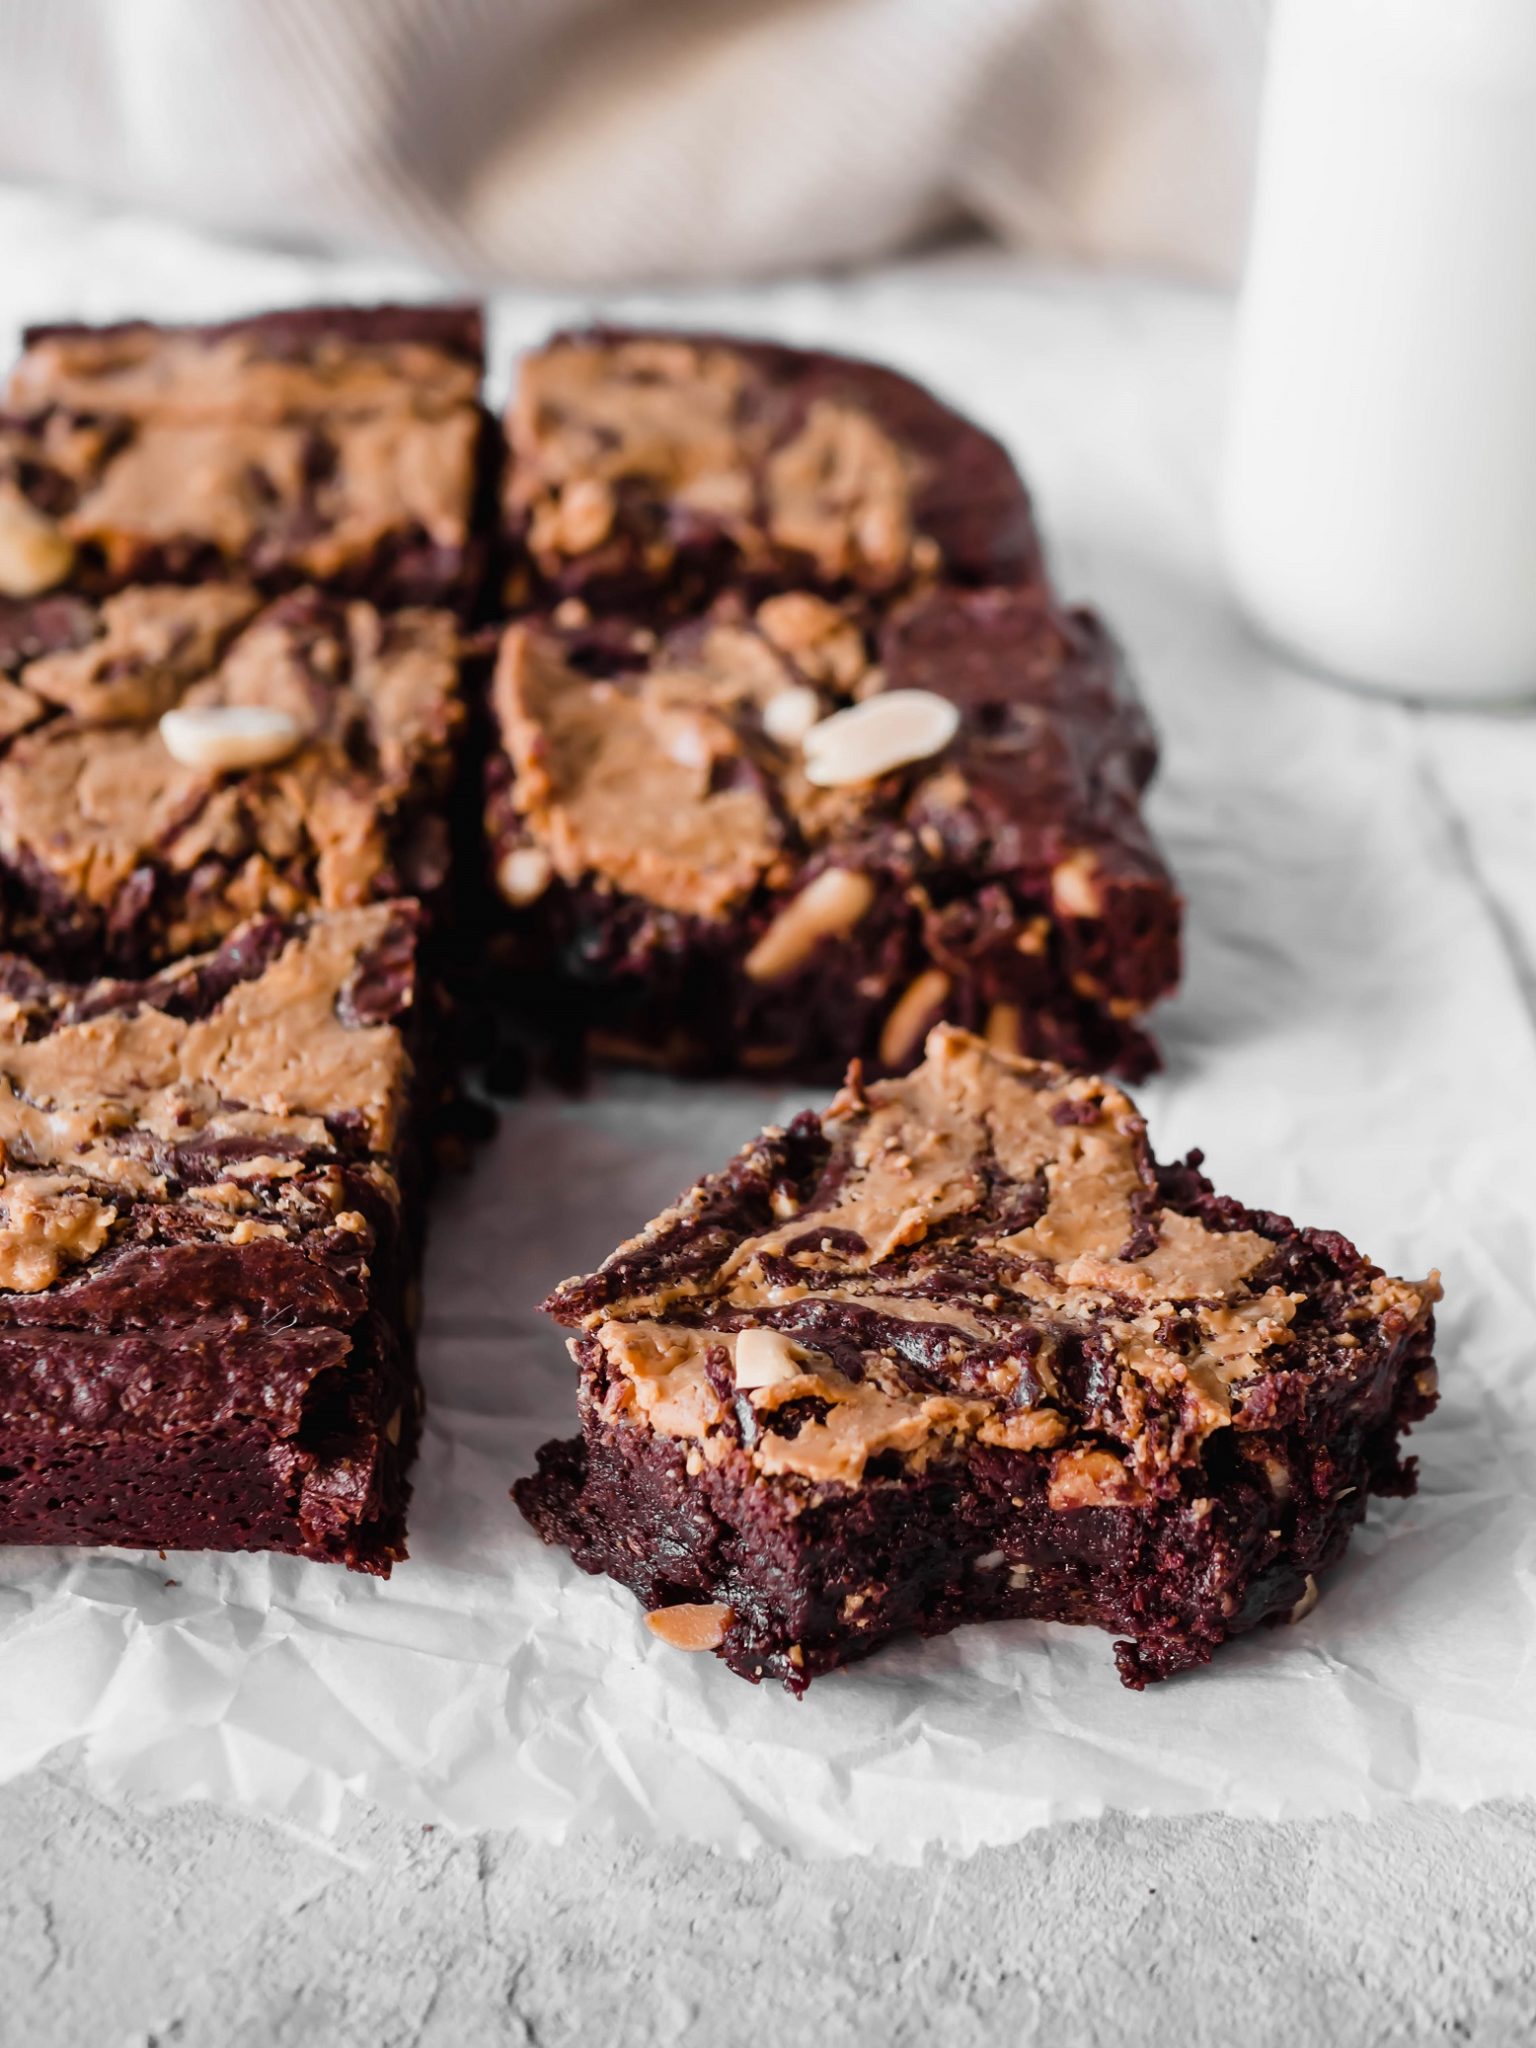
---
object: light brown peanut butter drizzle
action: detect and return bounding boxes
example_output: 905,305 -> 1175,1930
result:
494,591 -> 943,928
574,1028 -> 1437,1494
507,335 -> 924,584
6,328 -> 480,568
494,625 -> 782,920
0,908 -> 409,1293
8,330 -> 479,423
0,589 -> 460,928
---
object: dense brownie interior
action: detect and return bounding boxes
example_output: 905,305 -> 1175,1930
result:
517,1027 -> 1440,1690
487,584 -> 1180,1079
0,906 -> 426,1573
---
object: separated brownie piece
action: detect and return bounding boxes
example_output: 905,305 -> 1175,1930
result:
503,327 -> 1042,613
0,905 -> 427,1573
0,304 -> 489,606
517,1027 -> 1441,1692
487,583 -> 1179,1080
0,582 -> 464,975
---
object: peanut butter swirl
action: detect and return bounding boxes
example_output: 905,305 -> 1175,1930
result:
0,586 -> 461,962
4,321 -> 482,582
0,907 -> 411,1294
551,1028 -> 1441,1496
507,334 -> 922,588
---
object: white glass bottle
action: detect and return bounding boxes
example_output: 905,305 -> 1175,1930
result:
1222,0 -> 1536,703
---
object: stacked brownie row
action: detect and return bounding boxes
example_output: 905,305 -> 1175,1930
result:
486,328 -> 1182,1080
0,313 -> 1184,1082
0,305 -> 492,1570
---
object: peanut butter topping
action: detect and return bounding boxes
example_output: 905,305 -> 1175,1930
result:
9,329 -> 479,424
0,589 -> 460,951
493,625 -> 780,920
0,907 -> 409,1293
763,400 -> 915,582
506,335 -> 922,585
22,585 -> 258,725
754,592 -> 868,689
6,326 -> 480,575
488,585 -> 985,938
557,1028 -> 1438,1496
593,1319 -> 1065,1489
0,906 -> 406,1161
510,338 -> 756,531
0,1173 -> 117,1293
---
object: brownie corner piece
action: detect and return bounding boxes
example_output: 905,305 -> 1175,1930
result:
0,301 -> 491,606
514,1025 -> 1441,1693
0,902 -> 429,1575
486,580 -> 1179,1081
501,324 -> 1043,612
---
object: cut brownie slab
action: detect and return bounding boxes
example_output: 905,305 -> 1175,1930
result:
487,583 -> 1179,1080
502,326 -> 1042,613
0,304 -> 490,606
0,582 -> 464,975
517,1026 -> 1441,1692
0,904 -> 426,1573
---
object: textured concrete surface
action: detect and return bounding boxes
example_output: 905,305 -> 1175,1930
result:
2,1763 -> 1534,2045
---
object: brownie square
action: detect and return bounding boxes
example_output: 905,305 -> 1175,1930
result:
486,582 -> 1180,1081
0,904 -> 428,1573
502,326 -> 1043,614
516,1026 -> 1441,1691
0,304 -> 490,607
0,582 -> 465,976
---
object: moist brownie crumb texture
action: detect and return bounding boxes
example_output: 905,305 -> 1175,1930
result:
0,907 -> 424,1572
487,327 -> 1181,1081
517,1027 -> 1441,1691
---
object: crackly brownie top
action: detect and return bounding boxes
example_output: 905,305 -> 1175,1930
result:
546,1027 -> 1440,1500
0,904 -> 414,1310
505,326 -> 1039,596
493,584 -> 1165,925
0,303 -> 484,592
0,583 -> 460,942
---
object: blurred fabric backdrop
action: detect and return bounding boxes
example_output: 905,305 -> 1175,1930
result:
0,0 -> 1268,284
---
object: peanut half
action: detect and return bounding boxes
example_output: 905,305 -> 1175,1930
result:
159,704 -> 305,773
646,1603 -> 733,1652
802,688 -> 959,787
744,867 -> 875,981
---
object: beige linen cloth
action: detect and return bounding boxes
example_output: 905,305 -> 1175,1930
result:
0,0 -> 1265,283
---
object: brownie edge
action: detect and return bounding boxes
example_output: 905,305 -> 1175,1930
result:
0,905 -> 430,1574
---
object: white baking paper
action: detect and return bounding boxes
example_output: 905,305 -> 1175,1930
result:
0,192 -> 1532,1862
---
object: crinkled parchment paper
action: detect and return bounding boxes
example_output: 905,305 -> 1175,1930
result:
0,194 -> 1533,1861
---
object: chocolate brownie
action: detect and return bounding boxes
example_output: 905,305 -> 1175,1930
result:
517,1027 -> 1441,1691
0,304 -> 490,606
486,582 -> 1179,1080
502,326 -> 1043,614
0,581 -> 464,975
0,904 -> 427,1573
